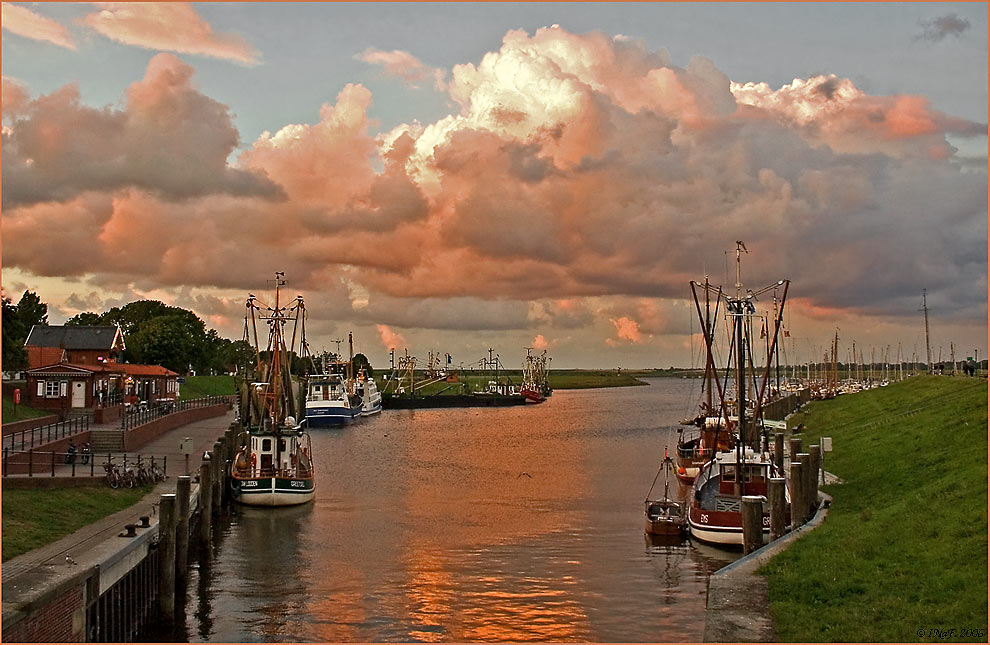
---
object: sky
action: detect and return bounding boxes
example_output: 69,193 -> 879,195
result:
2,2 -> 987,370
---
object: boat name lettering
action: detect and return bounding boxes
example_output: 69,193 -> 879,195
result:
700,513 -> 709,524
290,480 -> 305,488
762,515 -> 770,526
243,480 -> 258,487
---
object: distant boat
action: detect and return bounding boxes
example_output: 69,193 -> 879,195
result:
356,370 -> 382,416
305,373 -> 362,425
520,347 -> 551,403
644,447 -> 686,537
231,275 -> 316,507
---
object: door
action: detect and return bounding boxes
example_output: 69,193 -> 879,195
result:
71,381 -> 86,408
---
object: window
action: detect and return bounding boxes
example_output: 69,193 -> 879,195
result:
46,381 -> 60,397
262,439 -> 272,452
37,381 -> 44,397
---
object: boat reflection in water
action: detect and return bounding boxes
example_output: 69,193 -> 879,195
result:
181,381 -> 741,642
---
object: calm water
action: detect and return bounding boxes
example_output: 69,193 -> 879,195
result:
175,378 -> 738,642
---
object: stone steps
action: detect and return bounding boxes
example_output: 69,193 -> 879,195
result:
88,429 -> 123,453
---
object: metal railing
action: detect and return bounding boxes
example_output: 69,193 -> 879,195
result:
121,395 -> 233,430
0,417 -> 90,452
2,448 -> 168,481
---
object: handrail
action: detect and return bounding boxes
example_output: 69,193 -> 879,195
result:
0,417 -> 90,452
121,395 -> 234,430
2,448 -> 168,480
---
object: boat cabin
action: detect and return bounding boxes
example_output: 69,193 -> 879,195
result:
307,376 -> 348,402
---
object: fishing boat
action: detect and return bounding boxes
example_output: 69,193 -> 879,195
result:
676,275 -> 735,483
686,243 -> 790,547
305,333 -> 362,425
356,370 -> 382,415
231,274 -> 316,507
520,348 -> 552,403
644,447 -> 686,537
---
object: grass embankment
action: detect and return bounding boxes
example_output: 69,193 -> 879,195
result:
178,375 -> 235,400
760,375 -> 988,642
2,487 -> 151,561
548,370 -> 648,389
2,394 -> 50,423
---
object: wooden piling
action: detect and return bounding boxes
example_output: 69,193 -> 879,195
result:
773,432 -> 784,473
768,477 -> 786,541
796,452 -> 813,520
808,443 -> 822,488
788,436 -> 803,461
790,461 -> 806,528
212,441 -> 223,514
157,494 -> 176,622
199,461 -> 213,545
175,476 -> 191,575
740,495 -> 765,554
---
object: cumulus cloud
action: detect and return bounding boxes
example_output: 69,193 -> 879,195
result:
916,13 -> 971,42
1,4 -> 76,50
532,334 -> 549,350
2,54 -> 282,208
81,2 -> 260,65
2,25 -> 986,356
358,47 -> 447,90
377,324 -> 407,351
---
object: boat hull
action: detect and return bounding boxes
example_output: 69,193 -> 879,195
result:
231,475 -> 315,507
687,506 -> 769,547
360,400 -> 383,416
645,517 -> 685,536
305,403 -> 361,425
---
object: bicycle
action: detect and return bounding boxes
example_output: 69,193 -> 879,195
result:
120,459 -> 138,488
103,460 -> 120,489
150,458 -> 166,482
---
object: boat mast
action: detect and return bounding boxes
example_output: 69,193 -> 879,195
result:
704,275 -> 713,414
733,242 -> 747,497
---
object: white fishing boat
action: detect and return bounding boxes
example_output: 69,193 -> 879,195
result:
231,274 -> 316,507
356,371 -> 382,415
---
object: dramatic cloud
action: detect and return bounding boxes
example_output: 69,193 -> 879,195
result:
358,48 -> 447,91
2,26 -> 985,365
532,335 -> 549,350
1,4 -> 76,50
916,13 -> 971,42
82,3 -> 260,65
2,54 -> 282,208
377,324 -> 407,351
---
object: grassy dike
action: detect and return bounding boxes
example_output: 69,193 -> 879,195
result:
760,375 -> 988,642
178,374 -> 236,400
2,487 -> 151,561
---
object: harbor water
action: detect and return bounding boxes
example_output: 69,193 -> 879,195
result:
174,378 -> 738,642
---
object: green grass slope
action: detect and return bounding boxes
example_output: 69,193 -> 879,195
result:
761,375 -> 988,642
178,375 -> 235,400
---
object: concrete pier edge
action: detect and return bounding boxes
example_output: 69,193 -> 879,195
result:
703,488 -> 834,643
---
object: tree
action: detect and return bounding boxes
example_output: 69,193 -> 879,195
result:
64,312 -> 103,326
352,353 -> 374,378
1,294 -> 28,371
16,290 -> 48,329
125,314 -> 206,373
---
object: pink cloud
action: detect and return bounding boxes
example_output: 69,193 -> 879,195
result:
377,324 -> 407,351
609,316 -> 643,344
3,54 -> 281,208
532,334 -> 549,350
82,2 -> 259,65
358,48 -> 447,90
1,4 -> 76,50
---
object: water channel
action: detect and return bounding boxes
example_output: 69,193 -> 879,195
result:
173,378 -> 739,642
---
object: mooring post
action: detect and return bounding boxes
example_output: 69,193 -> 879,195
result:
768,477 -> 786,541
773,432 -> 785,473
212,441 -> 223,514
157,494 -> 176,622
789,461 -> 806,529
740,495 -> 765,554
199,461 -> 213,545
175,476 -> 191,575
809,444 -> 822,506
788,436 -> 803,461
796,452 -> 813,520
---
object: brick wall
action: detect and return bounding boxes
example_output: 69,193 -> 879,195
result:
93,405 -> 123,424
2,432 -> 93,475
2,415 -> 60,436
1,584 -> 86,642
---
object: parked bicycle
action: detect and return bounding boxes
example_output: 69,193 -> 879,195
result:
103,459 -> 121,489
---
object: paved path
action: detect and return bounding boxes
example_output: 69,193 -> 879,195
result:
2,409 -> 236,583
